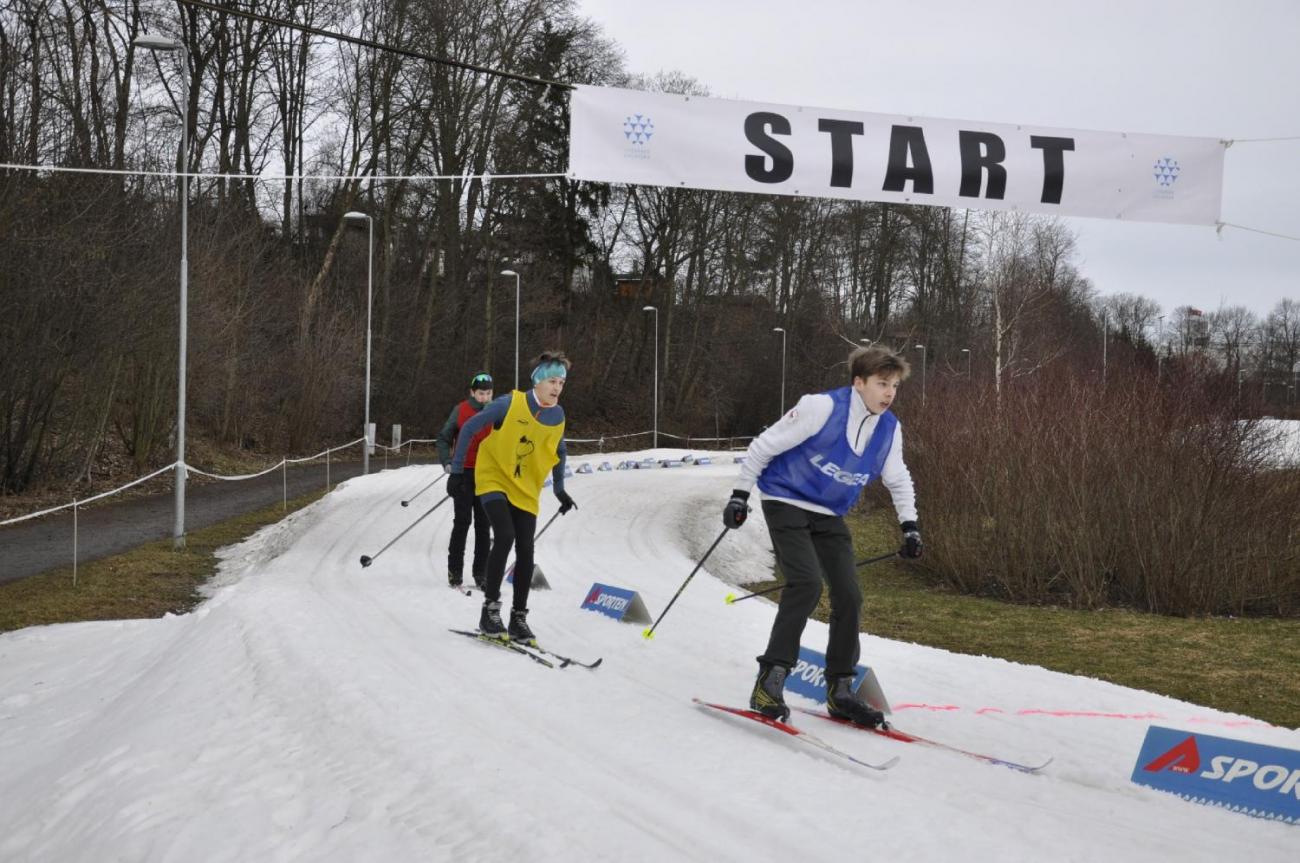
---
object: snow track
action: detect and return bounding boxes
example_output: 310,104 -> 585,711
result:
1,450 -> 1295,861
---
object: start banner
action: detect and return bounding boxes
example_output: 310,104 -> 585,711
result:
569,85 -> 1224,226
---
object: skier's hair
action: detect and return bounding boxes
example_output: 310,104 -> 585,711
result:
849,345 -> 910,383
530,350 -> 571,371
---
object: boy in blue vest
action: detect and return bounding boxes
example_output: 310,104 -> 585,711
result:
723,345 -> 923,727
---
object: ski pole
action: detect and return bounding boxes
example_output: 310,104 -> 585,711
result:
724,582 -> 783,604
535,510 -> 562,542
642,527 -> 730,640
360,494 -> 452,567
401,471 -> 447,507
723,552 -> 898,604
504,510 -> 563,582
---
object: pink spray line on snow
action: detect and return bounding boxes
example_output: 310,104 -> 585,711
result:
891,703 -> 1274,729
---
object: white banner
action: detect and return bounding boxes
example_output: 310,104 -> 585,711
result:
569,85 -> 1225,226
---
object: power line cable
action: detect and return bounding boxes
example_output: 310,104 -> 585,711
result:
1216,221 -> 1300,242
174,0 -> 572,91
0,162 -> 564,182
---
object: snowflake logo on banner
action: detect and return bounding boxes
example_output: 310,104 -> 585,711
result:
1153,157 -> 1181,188
623,113 -> 655,146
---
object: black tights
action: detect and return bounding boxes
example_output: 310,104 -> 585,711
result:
482,496 -> 537,610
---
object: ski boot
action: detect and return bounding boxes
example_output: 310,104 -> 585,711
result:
471,568 -> 487,591
827,675 -> 887,728
448,570 -> 463,588
749,663 -> 790,721
508,607 -> 537,646
479,600 -> 506,639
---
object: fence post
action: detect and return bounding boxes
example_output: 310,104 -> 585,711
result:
282,460 -> 287,510
326,448 -> 331,492
73,500 -> 79,587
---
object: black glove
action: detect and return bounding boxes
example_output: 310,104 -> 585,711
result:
446,472 -> 466,498
900,521 -> 923,559
556,489 -> 577,515
439,458 -> 450,473
723,489 -> 750,529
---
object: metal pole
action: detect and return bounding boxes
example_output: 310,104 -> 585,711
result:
644,306 -> 658,448
1102,310 -> 1108,384
915,344 -> 927,407
172,46 -> 191,549
132,36 -> 189,547
515,272 -> 520,392
364,216 -> 373,475
773,327 -> 786,415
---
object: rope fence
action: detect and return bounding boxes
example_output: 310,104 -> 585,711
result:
1,429 -> 754,585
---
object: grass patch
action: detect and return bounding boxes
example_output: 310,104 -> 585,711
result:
0,489 -> 326,634
746,507 -> 1300,729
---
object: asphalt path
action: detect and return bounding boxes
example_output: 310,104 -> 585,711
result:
0,458 -> 439,585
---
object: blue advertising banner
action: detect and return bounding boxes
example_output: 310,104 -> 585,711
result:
785,646 -> 890,713
1131,726 -> 1300,824
580,583 -> 652,624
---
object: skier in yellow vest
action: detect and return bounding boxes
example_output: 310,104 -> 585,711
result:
448,352 -> 575,644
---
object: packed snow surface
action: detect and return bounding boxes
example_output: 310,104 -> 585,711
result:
1,450 -> 1296,862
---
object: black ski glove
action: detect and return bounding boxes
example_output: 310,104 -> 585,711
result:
723,489 -> 751,529
446,472 -> 466,498
900,521 -> 923,559
556,489 -> 577,515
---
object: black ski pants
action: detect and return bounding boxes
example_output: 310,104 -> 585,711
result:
447,468 -> 489,581
758,500 -> 863,678
482,496 -> 537,611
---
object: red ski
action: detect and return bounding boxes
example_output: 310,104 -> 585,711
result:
793,707 -> 1052,774
693,699 -> 900,772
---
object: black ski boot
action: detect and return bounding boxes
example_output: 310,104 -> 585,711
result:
508,608 -> 537,646
448,570 -> 463,588
749,663 -> 790,721
471,569 -> 486,591
827,675 -> 887,728
479,600 -> 506,639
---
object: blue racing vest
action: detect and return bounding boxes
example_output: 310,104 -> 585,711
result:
756,387 -> 898,516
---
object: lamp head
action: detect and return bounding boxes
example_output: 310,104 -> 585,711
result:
134,35 -> 183,51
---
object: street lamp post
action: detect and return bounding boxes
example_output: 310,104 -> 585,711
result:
773,327 -> 787,415
915,344 -> 927,406
1102,310 -> 1108,384
642,306 -> 659,449
500,270 -> 521,389
134,34 -> 190,548
344,212 -> 374,475
961,347 -> 971,379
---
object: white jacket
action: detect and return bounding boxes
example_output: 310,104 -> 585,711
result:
735,391 -> 918,522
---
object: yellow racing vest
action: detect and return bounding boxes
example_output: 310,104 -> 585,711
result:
474,390 -> 565,515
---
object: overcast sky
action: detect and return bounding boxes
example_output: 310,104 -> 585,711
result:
577,0 -> 1300,317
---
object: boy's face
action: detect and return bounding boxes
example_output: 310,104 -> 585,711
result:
470,387 -> 493,404
853,372 -> 901,414
535,376 -> 565,407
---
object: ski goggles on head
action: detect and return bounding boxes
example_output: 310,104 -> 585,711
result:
470,373 -> 493,391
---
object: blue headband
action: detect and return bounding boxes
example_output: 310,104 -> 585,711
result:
531,361 -> 568,385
